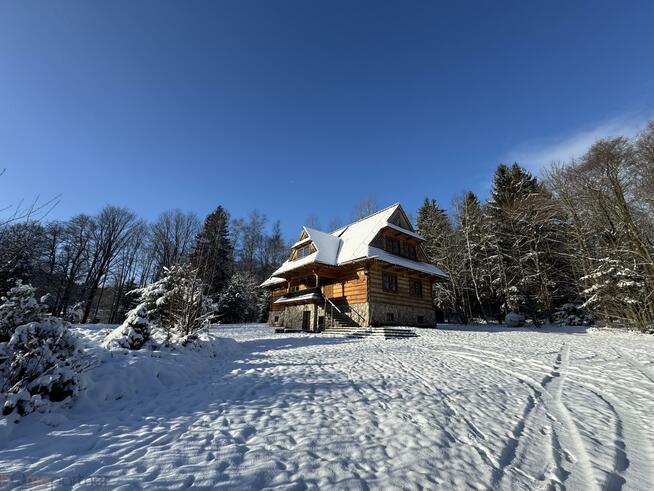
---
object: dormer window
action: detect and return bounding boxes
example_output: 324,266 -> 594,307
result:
385,237 -> 400,255
402,242 -> 417,260
295,244 -> 312,260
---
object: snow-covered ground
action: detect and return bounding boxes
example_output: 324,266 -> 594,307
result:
1,324 -> 653,490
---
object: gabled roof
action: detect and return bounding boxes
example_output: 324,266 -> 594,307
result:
260,203 -> 447,286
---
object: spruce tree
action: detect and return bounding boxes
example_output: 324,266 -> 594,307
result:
487,163 -> 572,322
417,198 -> 467,322
191,206 -> 233,295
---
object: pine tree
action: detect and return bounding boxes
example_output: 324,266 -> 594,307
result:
417,198 -> 467,322
486,163 -> 573,322
456,191 -> 492,319
103,303 -> 151,350
191,206 -> 233,296
581,257 -> 648,330
217,272 -> 258,324
131,264 -> 217,340
0,281 -> 50,342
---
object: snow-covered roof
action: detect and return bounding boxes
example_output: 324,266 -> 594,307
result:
259,276 -> 287,287
384,222 -> 424,241
367,247 -> 446,277
274,292 -> 323,304
263,203 -> 448,283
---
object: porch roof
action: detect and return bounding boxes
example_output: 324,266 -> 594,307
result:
274,292 -> 323,304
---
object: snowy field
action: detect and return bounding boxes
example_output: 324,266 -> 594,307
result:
1,324 -> 653,490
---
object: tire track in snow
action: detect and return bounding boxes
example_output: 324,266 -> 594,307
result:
417,343 -> 597,490
567,377 -> 654,490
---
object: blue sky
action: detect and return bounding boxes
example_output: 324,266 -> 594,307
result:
1,1 -> 653,238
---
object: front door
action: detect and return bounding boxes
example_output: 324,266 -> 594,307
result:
302,311 -> 311,331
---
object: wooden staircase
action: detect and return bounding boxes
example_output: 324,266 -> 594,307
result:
322,299 -> 418,339
323,324 -> 418,339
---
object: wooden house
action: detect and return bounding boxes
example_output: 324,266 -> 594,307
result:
260,204 -> 447,332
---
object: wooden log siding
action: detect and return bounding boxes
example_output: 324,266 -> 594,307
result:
271,286 -> 288,311
368,263 -> 433,309
322,268 -> 368,305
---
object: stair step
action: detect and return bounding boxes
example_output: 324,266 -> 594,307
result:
323,325 -> 418,339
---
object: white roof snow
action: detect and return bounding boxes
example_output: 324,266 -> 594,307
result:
263,204 -> 448,284
274,292 -> 322,304
259,276 -> 287,287
367,247 -> 446,277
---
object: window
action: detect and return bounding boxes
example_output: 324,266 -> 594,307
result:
386,312 -> 395,322
295,244 -> 311,260
382,272 -> 398,292
290,285 -> 300,293
274,316 -> 279,323
385,237 -> 400,255
402,242 -> 417,259
409,279 -> 423,297
417,315 -> 424,324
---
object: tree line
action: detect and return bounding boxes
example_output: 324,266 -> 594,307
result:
417,122 -> 654,331
0,203 -> 287,324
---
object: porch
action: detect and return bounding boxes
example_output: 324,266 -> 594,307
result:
271,286 -> 367,332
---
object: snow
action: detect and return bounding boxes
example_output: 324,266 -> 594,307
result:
383,222 -> 425,240
301,227 -> 341,264
368,246 -> 448,277
273,292 -> 322,304
1,324 -> 653,490
258,276 -> 286,287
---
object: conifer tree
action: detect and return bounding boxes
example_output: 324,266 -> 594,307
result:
417,198 -> 467,322
486,163 -> 572,322
191,206 -> 233,295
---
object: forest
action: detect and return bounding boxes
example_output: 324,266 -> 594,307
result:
1,122 -> 653,331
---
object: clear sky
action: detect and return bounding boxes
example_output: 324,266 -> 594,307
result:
1,1 -> 653,238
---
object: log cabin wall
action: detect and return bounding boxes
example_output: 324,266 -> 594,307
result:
321,267 -> 368,305
367,262 -> 433,310
270,285 -> 288,312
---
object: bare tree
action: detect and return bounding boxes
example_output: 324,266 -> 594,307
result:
305,214 -> 321,229
352,195 -> 379,220
80,206 -> 141,322
150,209 -> 200,276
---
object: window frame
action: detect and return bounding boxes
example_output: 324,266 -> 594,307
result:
409,278 -> 423,297
382,272 -> 398,293
384,236 -> 401,255
403,242 -> 417,260
295,244 -> 311,260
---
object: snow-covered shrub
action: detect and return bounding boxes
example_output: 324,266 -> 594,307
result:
0,281 -> 49,342
505,312 -> 525,327
2,318 -> 84,416
217,272 -> 258,323
551,303 -> 592,326
131,264 -> 217,341
255,287 -> 271,323
581,257 -> 649,331
65,301 -> 85,324
103,304 -> 151,350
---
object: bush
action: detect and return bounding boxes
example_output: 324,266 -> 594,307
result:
505,312 -> 525,327
103,304 -> 151,350
0,281 -> 49,342
131,264 -> 217,341
551,303 -> 593,326
2,318 -> 84,416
